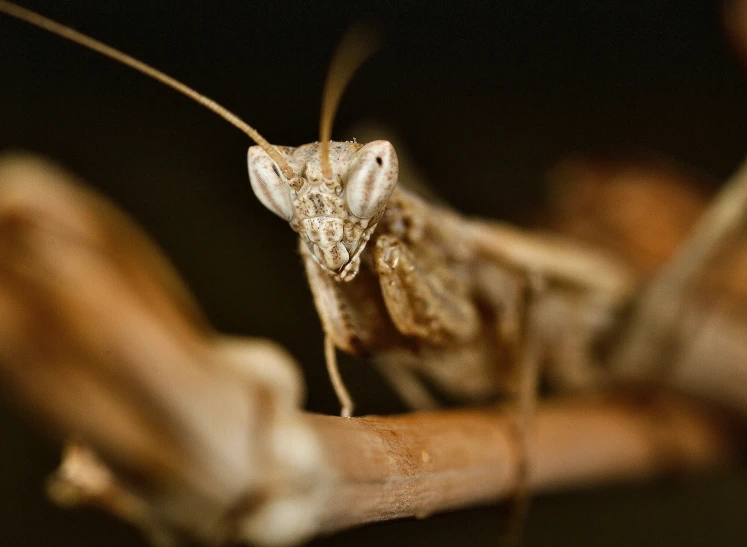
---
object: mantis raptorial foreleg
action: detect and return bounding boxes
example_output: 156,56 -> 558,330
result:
373,234 -> 481,344
300,241 -> 398,356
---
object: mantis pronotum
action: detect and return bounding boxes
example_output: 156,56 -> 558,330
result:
2,2 -> 747,545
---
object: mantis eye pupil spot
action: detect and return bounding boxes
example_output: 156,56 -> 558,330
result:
272,163 -> 282,178
376,157 -> 383,166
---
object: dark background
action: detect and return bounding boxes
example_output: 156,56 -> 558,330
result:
1,1 -> 746,545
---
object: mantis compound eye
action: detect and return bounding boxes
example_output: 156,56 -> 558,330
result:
344,140 -> 398,219
247,146 -> 294,221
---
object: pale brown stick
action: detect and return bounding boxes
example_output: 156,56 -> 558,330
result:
311,397 -> 736,535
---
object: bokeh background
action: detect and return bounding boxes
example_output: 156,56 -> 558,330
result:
1,1 -> 746,545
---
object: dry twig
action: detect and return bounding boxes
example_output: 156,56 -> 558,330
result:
309,398 -> 736,536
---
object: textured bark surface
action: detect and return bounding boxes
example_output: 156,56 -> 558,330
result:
311,397 -> 737,536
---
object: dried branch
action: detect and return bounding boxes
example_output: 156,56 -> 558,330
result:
309,398 -> 736,536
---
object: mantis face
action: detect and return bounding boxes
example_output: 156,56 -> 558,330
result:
248,139 -> 398,281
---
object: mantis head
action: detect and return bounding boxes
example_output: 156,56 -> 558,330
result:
247,24 -> 388,281
247,139 -> 398,281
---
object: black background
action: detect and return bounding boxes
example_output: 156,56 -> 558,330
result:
1,1 -> 746,545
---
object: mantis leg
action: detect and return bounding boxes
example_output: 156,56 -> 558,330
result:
611,158 -> 747,380
472,259 -> 545,545
373,234 -> 503,406
504,291 -> 546,547
301,241 -> 400,416
373,234 -> 481,344
374,358 -> 440,410
325,335 -> 354,418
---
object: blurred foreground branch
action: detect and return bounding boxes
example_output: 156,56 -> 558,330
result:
0,154 -> 743,546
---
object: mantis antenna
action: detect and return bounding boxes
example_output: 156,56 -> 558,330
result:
0,1 -> 295,180
319,24 -> 381,181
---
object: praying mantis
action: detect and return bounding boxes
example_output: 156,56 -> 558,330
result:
0,2 -> 638,422
2,2 -> 747,546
